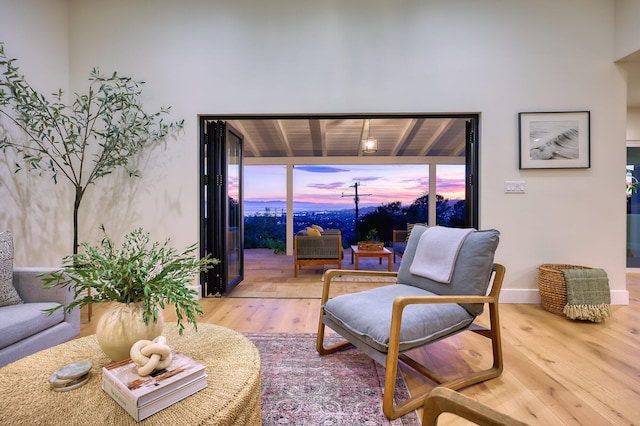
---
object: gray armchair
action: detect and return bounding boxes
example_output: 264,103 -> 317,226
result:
317,225 -> 504,419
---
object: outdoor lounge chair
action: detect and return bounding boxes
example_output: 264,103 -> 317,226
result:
293,229 -> 342,277
392,228 -> 408,263
316,224 -> 504,419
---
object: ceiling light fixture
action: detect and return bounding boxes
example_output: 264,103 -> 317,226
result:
362,119 -> 378,153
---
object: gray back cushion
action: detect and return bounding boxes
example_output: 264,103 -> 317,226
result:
397,225 -> 500,316
0,230 -> 23,307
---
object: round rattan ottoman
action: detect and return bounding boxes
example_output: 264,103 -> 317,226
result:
0,323 -> 261,425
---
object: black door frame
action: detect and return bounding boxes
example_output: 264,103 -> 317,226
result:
199,119 -> 244,297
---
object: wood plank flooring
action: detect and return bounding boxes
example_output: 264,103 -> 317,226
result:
79,249 -> 640,425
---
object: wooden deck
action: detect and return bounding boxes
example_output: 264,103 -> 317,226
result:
229,247 -> 400,298
79,249 -> 640,425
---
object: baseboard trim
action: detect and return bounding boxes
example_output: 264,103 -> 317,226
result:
500,289 -> 629,305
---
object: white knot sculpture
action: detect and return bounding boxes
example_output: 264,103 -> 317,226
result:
130,336 -> 173,376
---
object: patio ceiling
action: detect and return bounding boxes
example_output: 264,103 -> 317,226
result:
226,117 -> 469,158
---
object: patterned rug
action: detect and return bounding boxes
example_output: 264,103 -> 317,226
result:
245,332 -> 420,426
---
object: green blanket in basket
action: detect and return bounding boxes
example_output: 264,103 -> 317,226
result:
561,268 -> 611,323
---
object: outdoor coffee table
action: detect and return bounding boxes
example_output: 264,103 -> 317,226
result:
0,323 -> 261,425
350,245 -> 393,271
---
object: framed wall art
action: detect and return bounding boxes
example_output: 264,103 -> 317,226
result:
519,111 -> 590,169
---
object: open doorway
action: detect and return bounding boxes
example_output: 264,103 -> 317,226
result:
200,113 -> 479,296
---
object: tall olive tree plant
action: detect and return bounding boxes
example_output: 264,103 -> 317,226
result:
0,43 -> 183,253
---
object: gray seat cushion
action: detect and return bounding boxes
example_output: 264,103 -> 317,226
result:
0,302 -> 64,349
323,284 -> 474,353
397,225 -> 500,316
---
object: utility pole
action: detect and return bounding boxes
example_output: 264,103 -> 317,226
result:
341,182 -> 372,242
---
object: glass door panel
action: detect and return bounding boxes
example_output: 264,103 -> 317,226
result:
627,147 -> 640,267
226,130 -> 242,289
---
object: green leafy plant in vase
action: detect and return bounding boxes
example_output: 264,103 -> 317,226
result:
364,229 -> 380,242
42,226 -> 219,361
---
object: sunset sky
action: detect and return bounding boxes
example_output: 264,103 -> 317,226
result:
244,164 -> 465,209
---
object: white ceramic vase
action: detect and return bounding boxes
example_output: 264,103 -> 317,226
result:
96,302 -> 165,362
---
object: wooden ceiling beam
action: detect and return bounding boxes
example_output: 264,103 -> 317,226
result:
273,120 -> 293,157
452,140 -> 467,156
391,119 -> 421,156
228,120 -> 261,157
418,118 -> 454,156
319,120 -> 327,156
309,119 -> 327,156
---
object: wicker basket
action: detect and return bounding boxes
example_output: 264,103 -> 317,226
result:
538,264 -> 592,315
357,241 -> 384,251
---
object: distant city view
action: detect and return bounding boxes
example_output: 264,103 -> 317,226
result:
244,200 -> 381,216
243,164 -> 466,250
244,164 -> 465,213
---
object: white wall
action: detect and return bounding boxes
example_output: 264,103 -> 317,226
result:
615,0 -> 640,61
0,0 -> 71,264
0,0 -> 629,303
628,109 -> 640,141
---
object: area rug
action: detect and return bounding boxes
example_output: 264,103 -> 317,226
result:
245,332 -> 420,426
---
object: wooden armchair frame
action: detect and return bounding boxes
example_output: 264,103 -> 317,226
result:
422,387 -> 528,426
316,263 -> 505,420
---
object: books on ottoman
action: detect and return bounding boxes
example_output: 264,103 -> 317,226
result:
102,374 -> 207,421
102,351 -> 207,421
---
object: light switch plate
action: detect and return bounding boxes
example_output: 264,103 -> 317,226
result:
504,181 -> 525,193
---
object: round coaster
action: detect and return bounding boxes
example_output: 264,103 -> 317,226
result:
54,361 -> 92,380
49,372 -> 74,388
52,374 -> 90,392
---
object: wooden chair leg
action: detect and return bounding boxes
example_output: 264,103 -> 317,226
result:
316,314 -> 352,355
382,300 -> 504,419
382,351 -> 429,419
422,387 -> 529,426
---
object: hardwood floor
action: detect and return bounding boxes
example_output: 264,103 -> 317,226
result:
79,250 -> 640,425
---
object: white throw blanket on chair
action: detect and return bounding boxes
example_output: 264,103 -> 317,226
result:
409,226 -> 474,283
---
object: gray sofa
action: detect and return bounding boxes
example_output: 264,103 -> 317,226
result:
0,267 -> 80,367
